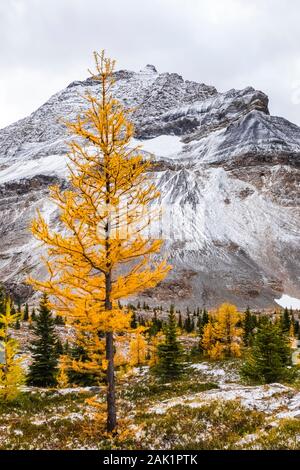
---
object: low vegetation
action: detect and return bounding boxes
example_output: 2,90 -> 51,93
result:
0,361 -> 300,450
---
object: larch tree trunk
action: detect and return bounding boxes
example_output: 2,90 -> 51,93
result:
105,271 -> 117,432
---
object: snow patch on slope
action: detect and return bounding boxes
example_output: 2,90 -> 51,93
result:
132,135 -> 184,157
0,154 -> 68,184
275,294 -> 300,309
0,136 -> 184,185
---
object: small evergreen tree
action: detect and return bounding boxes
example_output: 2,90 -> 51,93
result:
241,319 -> 295,383
64,340 -> 70,354
184,312 -> 193,333
148,311 -> 162,336
130,311 -> 138,329
55,338 -> 64,356
281,308 -> 291,333
154,304 -> 183,380
23,303 -> 29,322
202,308 -> 209,326
243,307 -> 257,346
54,314 -> 64,325
27,294 -> 59,387
31,308 -> 36,321
0,285 -> 6,314
67,343 -> 100,386
198,308 -> 209,352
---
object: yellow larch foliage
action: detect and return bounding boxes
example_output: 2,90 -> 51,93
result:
114,349 -> 128,369
28,50 -> 170,432
129,326 -> 148,367
214,303 -> 243,357
289,322 -> 295,347
84,395 -> 137,444
114,335 -> 130,376
202,303 -> 243,359
148,331 -> 164,367
289,322 -> 295,339
209,341 -> 225,360
0,301 -> 25,401
57,355 -> 69,389
69,329 -> 105,381
201,321 -> 217,356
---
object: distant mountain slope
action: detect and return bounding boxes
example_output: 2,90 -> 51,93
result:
1,64 -> 300,308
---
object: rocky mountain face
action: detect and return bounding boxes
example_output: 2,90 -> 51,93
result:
1,64 -> 300,308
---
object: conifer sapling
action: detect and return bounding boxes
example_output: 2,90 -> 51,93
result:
27,294 -> 59,387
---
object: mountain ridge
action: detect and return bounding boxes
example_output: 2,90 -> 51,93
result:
0,65 -> 300,308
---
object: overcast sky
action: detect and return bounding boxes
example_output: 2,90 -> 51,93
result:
0,0 -> 300,128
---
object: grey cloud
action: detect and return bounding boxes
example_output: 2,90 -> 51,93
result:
0,0 -> 300,127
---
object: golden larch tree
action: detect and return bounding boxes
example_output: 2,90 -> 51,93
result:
148,331 -> 164,367
289,321 -> 295,348
202,303 -> 243,359
57,355 -> 69,389
0,300 -> 25,402
28,51 -> 170,432
201,321 -> 216,357
129,326 -> 148,367
213,303 -> 243,357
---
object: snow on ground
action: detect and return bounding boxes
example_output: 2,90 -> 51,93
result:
0,136 -> 183,184
0,154 -> 68,184
275,294 -> 300,309
31,412 -> 85,426
132,366 -> 150,376
131,135 -> 184,157
54,386 -> 101,396
189,361 -> 240,383
276,393 -> 300,419
149,362 -> 300,419
150,382 -> 295,416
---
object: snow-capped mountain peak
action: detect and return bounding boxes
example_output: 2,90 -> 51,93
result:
0,65 -> 300,308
